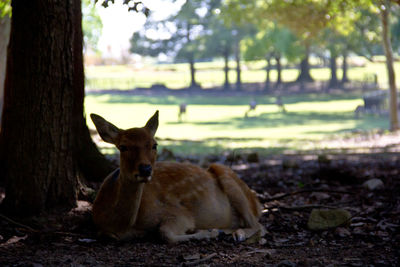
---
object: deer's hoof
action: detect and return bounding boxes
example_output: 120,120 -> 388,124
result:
233,229 -> 246,242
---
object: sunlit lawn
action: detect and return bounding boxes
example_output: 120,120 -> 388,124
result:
85,93 -> 389,155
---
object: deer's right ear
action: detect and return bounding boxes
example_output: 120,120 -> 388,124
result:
145,110 -> 159,137
90,113 -> 120,144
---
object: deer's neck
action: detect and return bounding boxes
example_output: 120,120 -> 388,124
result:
117,174 -> 145,228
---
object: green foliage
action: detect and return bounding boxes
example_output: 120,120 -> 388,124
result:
347,6 -> 383,59
390,6 -> 400,51
198,14 -> 235,59
130,0 -> 209,62
0,0 -> 11,17
82,0 -> 103,52
242,23 -> 301,62
95,0 -> 150,15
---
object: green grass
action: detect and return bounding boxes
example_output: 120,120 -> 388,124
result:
85,57 -> 400,90
85,93 -> 389,155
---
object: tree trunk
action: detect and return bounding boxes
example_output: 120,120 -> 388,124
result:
223,48 -> 230,90
72,0 -> 115,182
234,37 -> 241,91
275,55 -> 282,86
264,57 -> 271,91
328,49 -> 338,88
189,56 -> 197,88
0,15 -> 10,124
185,22 -> 197,89
341,50 -> 349,83
1,0 -> 78,215
296,44 -> 313,82
381,1 -> 399,131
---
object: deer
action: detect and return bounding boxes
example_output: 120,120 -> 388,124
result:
178,103 -> 187,122
244,99 -> 257,118
90,111 -> 266,243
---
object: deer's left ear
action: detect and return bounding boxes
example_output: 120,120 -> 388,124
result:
90,113 -> 121,144
145,110 -> 159,137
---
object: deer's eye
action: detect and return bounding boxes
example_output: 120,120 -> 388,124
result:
152,143 -> 158,150
119,145 -> 128,152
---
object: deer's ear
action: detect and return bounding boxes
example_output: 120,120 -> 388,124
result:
145,110 -> 159,137
90,113 -> 120,144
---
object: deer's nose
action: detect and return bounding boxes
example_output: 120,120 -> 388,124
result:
138,164 -> 152,178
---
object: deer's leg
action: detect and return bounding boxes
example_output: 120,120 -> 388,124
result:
208,164 -> 266,241
159,214 -> 219,243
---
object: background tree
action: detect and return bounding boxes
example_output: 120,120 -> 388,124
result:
225,0 -> 361,83
199,10 -> 235,90
391,7 -> 400,53
243,23 -> 299,90
0,0 -> 11,122
379,0 -> 399,130
130,0 -> 206,89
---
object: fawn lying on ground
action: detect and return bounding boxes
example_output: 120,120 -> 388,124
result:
90,111 -> 266,243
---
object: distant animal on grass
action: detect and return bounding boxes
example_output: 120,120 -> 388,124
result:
354,105 -> 365,118
90,111 -> 266,243
178,103 -> 187,122
244,99 -> 257,118
275,95 -> 286,113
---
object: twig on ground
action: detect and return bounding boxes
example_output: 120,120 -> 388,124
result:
0,213 -> 38,232
263,189 -> 354,202
182,253 -> 217,266
263,204 -> 337,213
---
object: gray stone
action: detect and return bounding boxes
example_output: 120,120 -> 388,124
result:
307,209 -> 351,231
362,178 -> 384,190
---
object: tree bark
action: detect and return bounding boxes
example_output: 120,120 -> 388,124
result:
275,55 -> 282,86
328,49 -> 338,88
185,22 -> 197,89
296,44 -> 313,82
1,0 -> 78,215
223,48 -> 230,90
0,15 -> 10,123
72,0 -> 115,182
234,37 -> 241,91
264,57 -> 271,91
341,50 -> 349,83
381,1 -> 399,131
189,56 -> 197,88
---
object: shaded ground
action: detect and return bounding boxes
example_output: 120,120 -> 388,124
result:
87,80 -> 372,97
1,153 -> 399,266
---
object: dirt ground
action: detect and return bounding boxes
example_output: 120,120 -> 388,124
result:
1,152 -> 399,266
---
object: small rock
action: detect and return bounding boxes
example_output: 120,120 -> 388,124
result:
307,209 -> 351,231
317,154 -> 331,164
247,152 -> 259,163
245,230 -> 262,244
183,253 -> 201,261
362,178 -> 384,191
259,238 -> 267,245
310,192 -> 331,201
335,227 -> 351,237
225,152 -> 242,163
78,238 -> 97,243
282,159 -> 299,169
